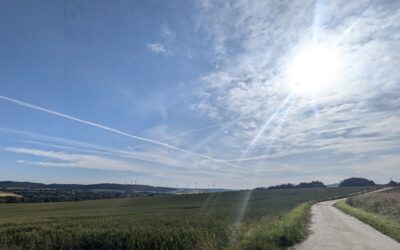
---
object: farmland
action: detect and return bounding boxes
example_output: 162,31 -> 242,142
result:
0,187 -> 371,250
0,191 -> 21,197
0,191 -> 24,203
336,187 -> 400,242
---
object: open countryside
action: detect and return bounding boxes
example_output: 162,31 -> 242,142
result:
1,0 -> 399,249
0,186 -> 376,249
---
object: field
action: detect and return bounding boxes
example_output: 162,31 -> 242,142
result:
0,191 -> 22,197
336,187 -> 400,241
347,187 -> 400,219
0,187 -> 371,250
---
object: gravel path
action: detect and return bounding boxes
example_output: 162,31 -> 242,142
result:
293,195 -> 400,250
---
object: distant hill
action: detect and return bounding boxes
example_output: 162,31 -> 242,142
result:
0,181 -> 229,203
0,181 -> 176,193
339,177 -> 375,187
0,181 -> 228,194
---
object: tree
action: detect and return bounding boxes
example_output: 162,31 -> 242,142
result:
339,177 -> 375,187
296,181 -> 326,188
267,183 -> 295,190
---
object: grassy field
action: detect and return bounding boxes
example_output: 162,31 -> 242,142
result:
335,187 -> 400,242
0,187 -> 371,250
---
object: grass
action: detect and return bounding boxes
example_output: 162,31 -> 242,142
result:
0,187 -> 372,249
335,188 -> 400,242
237,202 -> 312,250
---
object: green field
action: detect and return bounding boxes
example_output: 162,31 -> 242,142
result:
0,187 -> 371,250
335,187 -> 400,242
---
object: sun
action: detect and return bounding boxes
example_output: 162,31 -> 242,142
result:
287,45 -> 341,96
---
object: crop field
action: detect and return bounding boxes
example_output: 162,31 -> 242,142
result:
336,187 -> 400,242
0,192 -> 21,197
0,187 -> 371,250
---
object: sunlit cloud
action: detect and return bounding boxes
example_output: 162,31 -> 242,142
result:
192,0 -> 400,165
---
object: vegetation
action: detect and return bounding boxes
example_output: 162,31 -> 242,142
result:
8,188 -> 132,203
0,192 -> 24,203
0,191 -> 22,197
267,183 -> 296,190
339,177 -> 375,187
267,180 -> 325,190
238,202 -> 312,250
0,181 -> 224,203
296,181 -> 326,188
0,187 -> 372,250
0,181 -> 176,192
335,188 -> 400,242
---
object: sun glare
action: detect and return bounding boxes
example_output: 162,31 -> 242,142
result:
287,45 -> 341,96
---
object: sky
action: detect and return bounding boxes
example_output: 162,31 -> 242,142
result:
0,0 -> 399,189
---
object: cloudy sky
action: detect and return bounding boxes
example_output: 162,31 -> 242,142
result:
0,0 -> 399,188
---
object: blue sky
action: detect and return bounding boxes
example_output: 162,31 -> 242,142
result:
0,0 -> 399,188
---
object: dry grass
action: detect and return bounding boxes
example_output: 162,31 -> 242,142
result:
336,188 -> 400,242
0,192 -> 22,198
347,188 -> 400,221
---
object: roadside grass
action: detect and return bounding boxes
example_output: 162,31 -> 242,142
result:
335,200 -> 400,242
347,188 -> 400,220
237,202 -> 312,250
0,187 -> 372,249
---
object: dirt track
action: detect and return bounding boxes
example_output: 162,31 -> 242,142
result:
293,194 -> 400,250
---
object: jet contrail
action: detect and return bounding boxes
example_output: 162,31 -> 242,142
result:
0,95 -> 237,167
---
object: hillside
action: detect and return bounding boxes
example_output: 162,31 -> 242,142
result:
0,181 -> 175,192
0,181 -> 227,203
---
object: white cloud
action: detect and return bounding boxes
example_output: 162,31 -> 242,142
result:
7,147 -> 144,172
1,128 -> 260,187
147,42 -> 170,55
190,0 -> 400,177
2,1 -> 399,188
161,26 -> 175,39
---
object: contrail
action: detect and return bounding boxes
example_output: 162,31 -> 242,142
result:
0,95 -> 237,167
177,119 -> 241,137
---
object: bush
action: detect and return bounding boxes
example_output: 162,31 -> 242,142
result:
296,181 -> 326,188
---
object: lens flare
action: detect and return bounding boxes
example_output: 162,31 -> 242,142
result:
287,45 -> 341,96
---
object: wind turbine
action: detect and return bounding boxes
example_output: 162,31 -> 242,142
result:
387,176 -> 397,186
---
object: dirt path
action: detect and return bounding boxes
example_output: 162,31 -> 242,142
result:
293,191 -> 400,250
